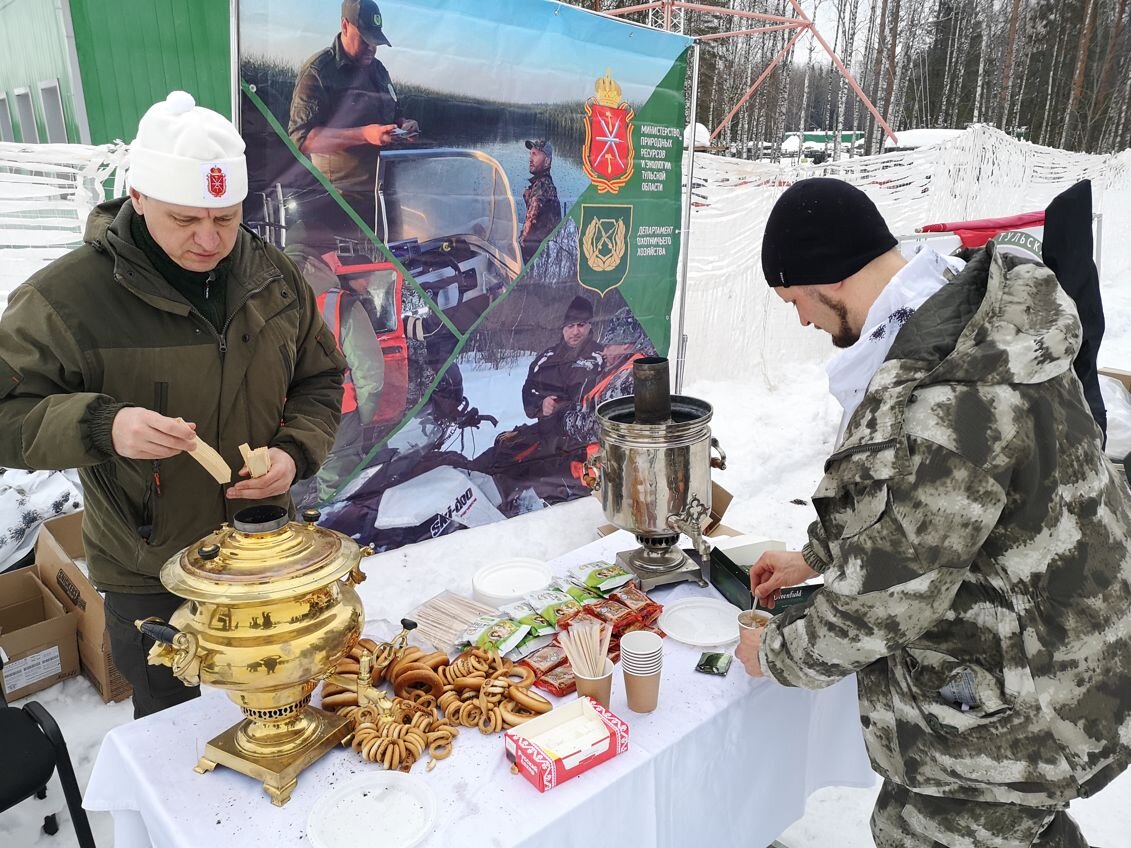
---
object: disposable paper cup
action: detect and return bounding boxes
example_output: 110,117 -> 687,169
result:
575,658 -> 614,709
620,631 -> 663,657
738,610 -> 772,633
621,656 -> 662,674
623,668 -> 661,713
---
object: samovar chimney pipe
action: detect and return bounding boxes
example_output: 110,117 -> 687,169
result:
633,356 -> 672,424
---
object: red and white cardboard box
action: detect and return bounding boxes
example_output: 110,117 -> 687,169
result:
504,697 -> 629,793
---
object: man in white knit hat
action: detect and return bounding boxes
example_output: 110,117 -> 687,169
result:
0,91 -> 346,717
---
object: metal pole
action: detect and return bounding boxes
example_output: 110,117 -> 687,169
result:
1094,211 -> 1103,281
710,27 -> 807,140
230,0 -> 241,128
675,42 -> 700,395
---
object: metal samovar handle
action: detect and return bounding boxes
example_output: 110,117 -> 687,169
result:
666,493 -> 711,558
136,617 -> 203,686
580,448 -> 603,491
710,437 -> 727,471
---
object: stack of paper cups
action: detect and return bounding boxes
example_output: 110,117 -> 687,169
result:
620,631 -> 663,713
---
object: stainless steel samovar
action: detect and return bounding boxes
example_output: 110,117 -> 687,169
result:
137,505 -> 369,806
587,357 -> 726,591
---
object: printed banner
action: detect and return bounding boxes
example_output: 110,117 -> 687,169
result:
238,0 -> 690,551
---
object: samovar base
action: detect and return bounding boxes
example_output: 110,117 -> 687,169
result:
616,545 -> 707,592
193,706 -> 350,806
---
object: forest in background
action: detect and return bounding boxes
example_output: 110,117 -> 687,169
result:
567,0 -> 1131,157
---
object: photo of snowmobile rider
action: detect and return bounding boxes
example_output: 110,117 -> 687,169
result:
477,305 -> 656,510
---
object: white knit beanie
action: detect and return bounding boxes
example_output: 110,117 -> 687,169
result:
127,91 -> 247,208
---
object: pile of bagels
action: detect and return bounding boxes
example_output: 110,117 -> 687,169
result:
320,639 -> 553,772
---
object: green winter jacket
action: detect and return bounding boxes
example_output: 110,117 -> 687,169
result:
761,244 -> 1131,807
0,199 -> 346,593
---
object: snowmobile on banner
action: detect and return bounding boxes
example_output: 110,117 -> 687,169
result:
316,395 -> 502,553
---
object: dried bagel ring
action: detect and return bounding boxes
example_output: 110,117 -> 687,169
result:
508,685 -> 552,714
321,691 -> 359,711
363,735 -> 384,763
429,739 -> 452,760
458,701 -> 483,727
506,665 -> 536,687
389,660 -> 431,687
335,658 -> 362,675
419,651 -> 450,671
499,699 -> 537,727
394,668 -> 445,701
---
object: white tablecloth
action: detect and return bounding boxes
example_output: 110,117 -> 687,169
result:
84,531 -> 874,847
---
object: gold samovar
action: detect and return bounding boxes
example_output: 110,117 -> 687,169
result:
137,505 -> 371,806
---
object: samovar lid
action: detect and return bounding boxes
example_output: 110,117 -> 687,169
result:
160,506 -> 360,603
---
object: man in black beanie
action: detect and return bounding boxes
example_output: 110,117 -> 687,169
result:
738,177 -> 1131,847
521,295 -> 602,420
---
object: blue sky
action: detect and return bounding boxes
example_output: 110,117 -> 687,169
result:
240,0 -> 691,106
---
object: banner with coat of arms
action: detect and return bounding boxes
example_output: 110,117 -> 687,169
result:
238,0 -> 690,553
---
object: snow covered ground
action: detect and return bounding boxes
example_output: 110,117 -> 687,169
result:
4,133 -> 1131,846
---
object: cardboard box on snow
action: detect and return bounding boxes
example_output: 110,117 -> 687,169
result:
597,481 -> 742,539
36,511 -> 132,703
0,569 -> 79,701
504,696 -> 629,792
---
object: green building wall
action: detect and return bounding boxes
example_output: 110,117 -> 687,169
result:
0,0 -> 232,146
0,0 -> 83,143
69,0 -> 232,144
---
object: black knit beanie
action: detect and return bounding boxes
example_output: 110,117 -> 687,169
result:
563,295 -> 594,325
762,178 -> 898,287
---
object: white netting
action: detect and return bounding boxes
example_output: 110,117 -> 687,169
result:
0,141 -> 128,307
677,125 -> 1131,388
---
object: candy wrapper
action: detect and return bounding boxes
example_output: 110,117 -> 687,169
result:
500,600 -> 556,637
461,614 -> 530,655
526,588 -> 583,626
569,561 -> 634,593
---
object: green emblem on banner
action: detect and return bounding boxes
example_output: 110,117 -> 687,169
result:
578,204 -> 633,295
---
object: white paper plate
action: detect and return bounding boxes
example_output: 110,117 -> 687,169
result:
308,772 -> 436,848
472,557 -> 552,607
657,597 -> 742,646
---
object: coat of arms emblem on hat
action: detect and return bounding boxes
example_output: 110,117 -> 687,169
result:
583,70 -> 635,194
207,165 -> 228,199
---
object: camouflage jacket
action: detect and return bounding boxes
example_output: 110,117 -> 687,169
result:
759,244 -> 1131,807
521,172 -> 562,260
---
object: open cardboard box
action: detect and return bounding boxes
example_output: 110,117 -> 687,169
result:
36,511 -> 132,703
1100,368 -> 1131,392
504,696 -> 629,792
597,481 -> 742,540
1100,368 -> 1131,475
0,569 -> 79,701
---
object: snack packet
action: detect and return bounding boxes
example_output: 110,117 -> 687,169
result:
461,614 -> 530,655
611,582 -> 663,625
500,600 -> 556,637
584,597 -> 641,636
570,561 -> 634,593
696,652 -> 733,676
525,588 -> 582,626
518,644 -> 568,677
552,577 -> 604,605
533,662 -> 576,696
